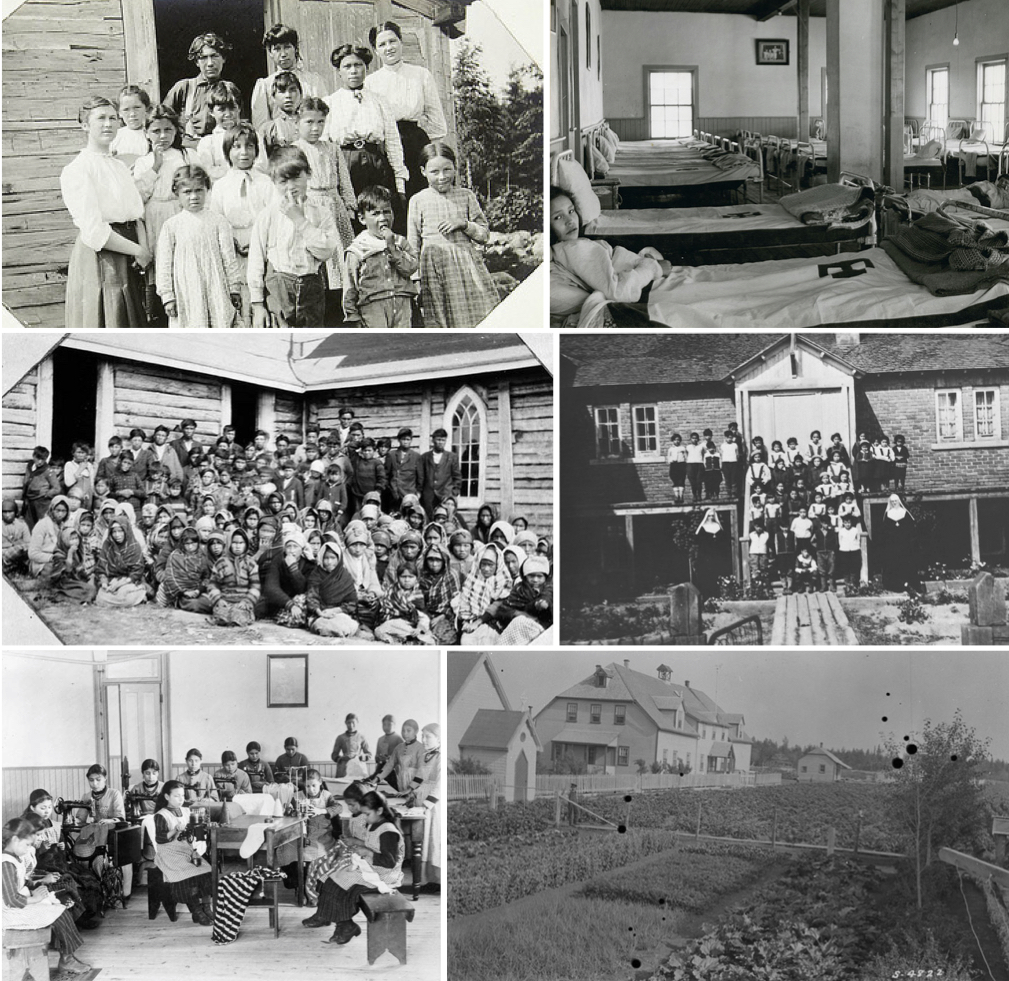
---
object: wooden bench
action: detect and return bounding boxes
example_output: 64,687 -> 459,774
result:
2,926 -> 50,981
358,892 -> 414,965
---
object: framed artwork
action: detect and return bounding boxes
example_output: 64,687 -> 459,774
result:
756,39 -> 789,65
267,654 -> 308,708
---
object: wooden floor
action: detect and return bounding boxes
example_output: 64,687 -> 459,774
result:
48,878 -> 442,981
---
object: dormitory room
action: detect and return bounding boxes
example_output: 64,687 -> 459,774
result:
1,649 -> 441,981
549,0 -> 1009,328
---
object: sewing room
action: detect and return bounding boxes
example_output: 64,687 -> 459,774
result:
549,0 -> 1009,327
1,648 -> 441,981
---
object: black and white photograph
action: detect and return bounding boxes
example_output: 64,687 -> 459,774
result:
2,331 -> 554,647
2,647 -> 442,980
447,649 -> 1009,981
560,331 -> 1009,646
2,0 -> 543,328
549,0 -> 1009,328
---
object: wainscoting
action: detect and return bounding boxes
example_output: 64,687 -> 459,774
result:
609,116 -> 801,140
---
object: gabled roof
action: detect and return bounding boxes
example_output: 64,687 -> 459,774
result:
447,652 -> 512,712
800,747 -> 852,769
459,709 -> 540,752
562,333 -> 1009,389
708,742 -> 734,758
548,662 -> 745,739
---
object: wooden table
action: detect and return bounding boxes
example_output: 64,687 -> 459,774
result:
209,815 -> 305,908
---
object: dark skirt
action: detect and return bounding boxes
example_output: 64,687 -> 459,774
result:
342,142 -> 404,233
163,871 -> 213,904
397,119 -> 431,201
317,879 -> 373,923
65,221 -> 145,329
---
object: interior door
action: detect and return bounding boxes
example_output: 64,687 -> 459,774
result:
106,683 -> 164,790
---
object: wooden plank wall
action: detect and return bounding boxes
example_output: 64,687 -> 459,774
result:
509,369 -> 553,533
3,765 -> 86,823
609,115 -> 799,140
274,392 -> 304,442
2,0 -> 128,328
113,363 -> 224,446
2,367 -> 39,499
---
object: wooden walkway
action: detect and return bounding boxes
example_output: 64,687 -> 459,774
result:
770,591 -> 858,646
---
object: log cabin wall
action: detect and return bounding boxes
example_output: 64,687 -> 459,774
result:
309,367 -> 553,530
2,0 -> 458,327
2,366 -> 41,499
2,0 -> 128,327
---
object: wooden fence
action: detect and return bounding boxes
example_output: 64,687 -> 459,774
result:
448,770 -> 781,801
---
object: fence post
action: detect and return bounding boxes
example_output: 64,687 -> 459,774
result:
771,806 -> 778,848
554,790 -> 562,829
826,826 -> 836,856
854,811 -> 862,855
489,783 -> 498,810
695,800 -> 702,841
624,795 -> 632,831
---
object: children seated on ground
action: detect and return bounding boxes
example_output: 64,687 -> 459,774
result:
3,497 -> 31,573
550,186 -> 670,327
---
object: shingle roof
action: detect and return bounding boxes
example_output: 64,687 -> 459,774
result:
557,667 -> 633,702
800,747 -> 852,769
708,742 -> 733,758
458,709 -> 527,751
562,333 -> 1009,389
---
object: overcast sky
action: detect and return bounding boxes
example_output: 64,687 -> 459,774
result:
487,651 -> 1009,760
453,1 -> 541,92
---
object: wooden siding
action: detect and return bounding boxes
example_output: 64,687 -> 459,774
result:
2,765 -> 87,823
113,363 -> 224,446
609,115 -> 799,140
2,367 -> 39,499
2,0 -> 127,327
274,392 -> 304,440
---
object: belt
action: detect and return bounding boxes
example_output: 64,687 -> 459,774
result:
342,140 -> 378,151
110,220 -> 139,233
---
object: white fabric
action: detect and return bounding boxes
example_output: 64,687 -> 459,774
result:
587,204 -> 800,237
322,88 -> 408,184
551,239 -> 661,317
697,509 -> 722,535
60,147 -> 145,250
643,247 -> 1009,328
238,822 -> 269,859
110,126 -> 150,160
197,129 -> 232,182
1,855 -> 66,929
141,814 -> 158,854
885,494 -> 910,522
552,156 -> 601,223
231,793 -> 276,817
208,169 -> 276,251
589,145 -> 610,176
366,62 -> 448,138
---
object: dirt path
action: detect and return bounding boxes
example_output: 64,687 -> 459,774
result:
941,874 -> 1009,981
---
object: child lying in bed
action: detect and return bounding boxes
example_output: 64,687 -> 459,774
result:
550,187 -> 671,326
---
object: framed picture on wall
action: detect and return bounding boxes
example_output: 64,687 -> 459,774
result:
267,654 -> 308,708
756,39 -> 789,65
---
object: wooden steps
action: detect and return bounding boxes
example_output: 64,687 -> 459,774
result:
771,590 -> 858,646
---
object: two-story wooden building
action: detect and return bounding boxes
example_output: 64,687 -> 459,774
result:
533,660 -> 751,776
560,333 -> 1009,600
3,332 -> 553,530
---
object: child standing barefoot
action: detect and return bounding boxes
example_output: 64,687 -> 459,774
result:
407,142 -> 498,327
292,97 -> 356,306
155,165 -> 241,327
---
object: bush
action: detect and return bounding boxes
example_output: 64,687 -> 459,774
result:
896,595 -> 929,624
450,757 -> 492,775
482,230 -> 543,285
484,187 -> 541,233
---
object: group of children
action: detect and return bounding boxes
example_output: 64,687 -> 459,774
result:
666,425 -> 910,505
7,419 -> 553,646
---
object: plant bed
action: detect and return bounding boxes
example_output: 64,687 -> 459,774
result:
842,595 -> 968,646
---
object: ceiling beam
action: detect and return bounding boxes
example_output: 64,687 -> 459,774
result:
754,0 -> 796,21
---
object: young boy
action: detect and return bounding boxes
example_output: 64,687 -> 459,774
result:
893,434 -> 910,492
259,71 -> 302,156
812,516 -> 837,593
720,429 -> 740,499
64,441 -> 95,512
278,458 -> 305,509
249,146 -> 338,327
96,436 -> 125,484
349,438 -> 387,516
238,741 -> 274,792
2,497 -> 30,573
837,514 -> 862,591
112,451 -> 144,512
208,124 -> 275,327
747,519 -> 770,575
343,185 -> 419,326
22,446 -> 59,529
793,546 -> 817,594
214,750 -> 253,801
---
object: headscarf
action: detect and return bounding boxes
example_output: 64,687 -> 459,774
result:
344,520 -> 371,547
42,527 -> 85,583
521,554 -> 551,578
502,543 -> 525,580
423,521 -> 446,546
307,539 -> 358,614
513,529 -> 538,553
885,494 -> 911,522
162,527 -> 211,601
46,494 -> 72,524
97,515 -> 144,582
418,543 -> 458,616
195,515 -> 216,538
474,503 -> 497,544
298,507 -> 320,530
459,543 -> 512,622
488,519 -> 515,546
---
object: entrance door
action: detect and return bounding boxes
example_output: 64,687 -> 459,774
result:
749,389 -> 847,450
514,749 -> 528,802
229,381 -> 262,446
50,349 -> 99,462
106,684 -> 164,789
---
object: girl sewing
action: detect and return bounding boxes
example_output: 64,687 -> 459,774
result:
149,781 -> 214,925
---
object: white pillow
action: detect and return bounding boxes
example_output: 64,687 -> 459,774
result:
603,125 -> 619,147
554,156 -> 602,224
599,138 -> 616,163
590,145 -> 610,176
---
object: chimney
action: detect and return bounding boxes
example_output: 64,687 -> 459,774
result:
835,332 -> 860,350
820,742 -> 823,748
623,659 -> 630,669
684,680 -> 690,688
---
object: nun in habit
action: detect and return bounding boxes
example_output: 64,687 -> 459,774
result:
878,494 -> 920,592
692,508 -> 726,601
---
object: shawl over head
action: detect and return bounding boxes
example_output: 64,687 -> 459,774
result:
98,515 -> 144,581
459,544 -> 512,621
521,554 -> 551,578
344,520 -> 371,547
488,520 -> 515,545
308,540 -> 358,612
419,543 -> 458,615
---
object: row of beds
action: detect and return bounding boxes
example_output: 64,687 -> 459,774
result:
553,121 -> 1009,328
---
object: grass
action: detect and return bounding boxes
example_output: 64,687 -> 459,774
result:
578,845 -> 781,911
449,893 -> 682,981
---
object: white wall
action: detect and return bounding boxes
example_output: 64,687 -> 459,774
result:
578,0 -> 605,127
166,650 -> 440,767
601,11 -> 827,119
2,651 -> 97,766
905,0 -> 1009,121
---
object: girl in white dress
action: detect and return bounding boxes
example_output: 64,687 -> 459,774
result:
155,165 -> 241,328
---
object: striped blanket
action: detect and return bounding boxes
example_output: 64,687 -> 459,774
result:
211,866 -> 286,945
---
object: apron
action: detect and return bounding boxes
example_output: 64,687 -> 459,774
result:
1,854 -> 67,929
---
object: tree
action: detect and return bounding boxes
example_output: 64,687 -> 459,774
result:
885,710 -> 992,909
452,41 -> 504,196
449,756 -> 493,775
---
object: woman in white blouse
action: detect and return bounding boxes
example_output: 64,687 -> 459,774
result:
60,96 -> 150,328
324,44 -> 408,228
365,21 -> 448,201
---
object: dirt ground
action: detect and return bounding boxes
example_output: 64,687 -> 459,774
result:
5,574 -> 380,647
842,596 -> 966,646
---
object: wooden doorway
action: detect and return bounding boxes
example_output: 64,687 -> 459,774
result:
514,748 -> 528,802
100,655 -> 167,789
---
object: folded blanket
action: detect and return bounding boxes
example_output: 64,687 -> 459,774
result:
882,237 -> 1009,296
888,211 -> 1009,273
779,183 -> 875,227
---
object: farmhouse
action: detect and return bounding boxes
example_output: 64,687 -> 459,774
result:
3,332 -> 553,532
533,660 -> 752,776
560,332 -> 1009,599
2,0 -> 471,326
797,745 -> 852,782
